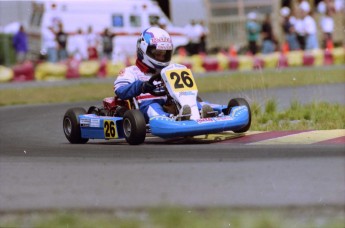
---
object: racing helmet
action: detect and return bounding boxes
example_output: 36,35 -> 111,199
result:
136,27 -> 173,72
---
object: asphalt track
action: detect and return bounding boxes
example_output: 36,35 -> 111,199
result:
0,85 -> 344,212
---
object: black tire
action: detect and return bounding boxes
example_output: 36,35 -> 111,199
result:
87,106 -> 99,115
226,98 -> 251,133
63,107 -> 89,144
123,110 -> 146,145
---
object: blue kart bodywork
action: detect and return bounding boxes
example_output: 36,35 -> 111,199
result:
77,103 -> 250,140
149,105 -> 249,138
79,115 -> 125,140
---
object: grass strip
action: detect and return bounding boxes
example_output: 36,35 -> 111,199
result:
1,207 -> 344,228
251,99 -> 345,130
0,67 -> 344,106
196,67 -> 345,93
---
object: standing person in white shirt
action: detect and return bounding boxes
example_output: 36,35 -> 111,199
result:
184,20 -> 203,55
301,6 -> 319,50
199,20 -> 209,54
293,8 -> 306,50
319,6 -> 334,49
69,28 -> 88,61
280,7 -> 300,51
86,26 -> 100,60
42,26 -> 58,63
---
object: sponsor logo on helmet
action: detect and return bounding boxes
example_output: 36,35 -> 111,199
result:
151,37 -> 171,44
157,43 -> 173,50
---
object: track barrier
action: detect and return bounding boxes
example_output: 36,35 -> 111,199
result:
0,47 -> 344,82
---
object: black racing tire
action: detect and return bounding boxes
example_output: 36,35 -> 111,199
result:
226,98 -> 251,133
63,107 -> 89,144
123,110 -> 146,145
87,106 -> 99,115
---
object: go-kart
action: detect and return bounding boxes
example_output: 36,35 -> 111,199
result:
63,63 -> 251,145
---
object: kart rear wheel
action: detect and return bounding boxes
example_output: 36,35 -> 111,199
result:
123,110 -> 146,145
226,98 -> 251,133
63,107 -> 89,144
87,106 -> 99,115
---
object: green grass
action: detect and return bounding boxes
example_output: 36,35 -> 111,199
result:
1,207 -> 344,228
196,67 -> 345,93
251,99 -> 345,130
0,83 -> 115,106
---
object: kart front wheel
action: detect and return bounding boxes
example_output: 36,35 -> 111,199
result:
226,98 -> 251,133
63,107 -> 89,144
123,110 -> 146,145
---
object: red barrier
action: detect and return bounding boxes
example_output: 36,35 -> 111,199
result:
277,54 -> 288,68
202,57 -> 219,72
228,57 -> 239,70
303,53 -> 315,66
65,59 -> 81,79
97,58 -> 108,78
253,57 -> 264,70
12,61 -> 34,81
323,50 -> 334,65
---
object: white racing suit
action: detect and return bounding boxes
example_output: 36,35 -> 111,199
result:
114,65 -> 169,122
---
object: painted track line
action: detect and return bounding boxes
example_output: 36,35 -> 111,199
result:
314,135 -> 345,145
249,129 -> 345,145
217,130 -> 312,144
146,130 -> 345,145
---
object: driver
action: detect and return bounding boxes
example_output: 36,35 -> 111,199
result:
114,27 -> 212,122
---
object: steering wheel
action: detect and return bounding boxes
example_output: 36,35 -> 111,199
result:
148,73 -> 167,96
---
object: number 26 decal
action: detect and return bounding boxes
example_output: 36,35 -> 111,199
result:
104,120 -> 117,139
167,69 -> 197,91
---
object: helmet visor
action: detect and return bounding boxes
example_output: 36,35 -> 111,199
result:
147,45 -> 172,63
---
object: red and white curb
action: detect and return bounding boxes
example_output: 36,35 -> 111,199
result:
192,129 -> 345,145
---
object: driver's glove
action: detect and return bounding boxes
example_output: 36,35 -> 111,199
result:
141,81 -> 156,93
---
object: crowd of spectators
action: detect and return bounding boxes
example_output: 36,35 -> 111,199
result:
9,0 -> 343,63
40,23 -> 116,63
10,22 -> 116,64
244,0 -> 343,55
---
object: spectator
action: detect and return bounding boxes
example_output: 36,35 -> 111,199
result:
298,0 -> 311,13
199,20 -> 209,54
12,24 -> 28,64
184,20 -> 203,55
86,26 -> 100,60
319,5 -> 334,49
69,28 -> 88,61
301,5 -> 319,50
261,14 -> 276,54
334,0 -> 344,12
245,12 -> 261,55
42,26 -> 58,63
158,17 -> 168,30
317,0 -> 327,14
47,3 -> 62,32
101,28 -> 115,60
293,8 -> 306,50
56,22 -> 68,61
280,7 -> 300,51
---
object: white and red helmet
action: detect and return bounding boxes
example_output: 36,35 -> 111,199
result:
136,27 -> 173,72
